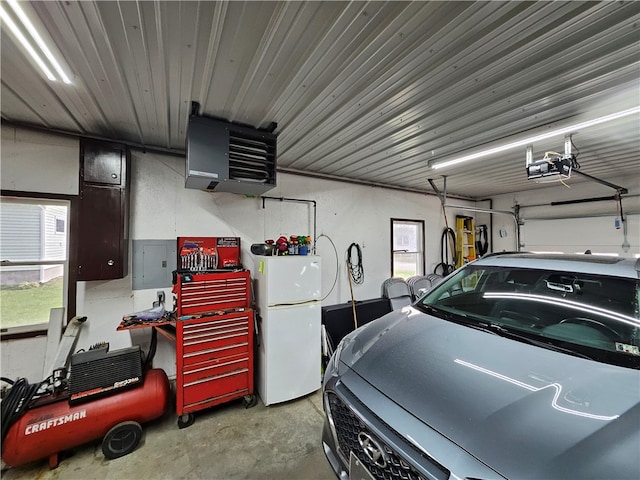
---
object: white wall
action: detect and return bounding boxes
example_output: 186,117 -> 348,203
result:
4,126 -> 638,381
1,127 -> 78,195
1,125 -> 477,380
0,337 -> 46,381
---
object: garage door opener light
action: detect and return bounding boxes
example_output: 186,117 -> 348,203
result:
525,135 -> 576,184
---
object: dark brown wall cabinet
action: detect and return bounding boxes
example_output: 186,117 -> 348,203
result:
78,140 -> 130,280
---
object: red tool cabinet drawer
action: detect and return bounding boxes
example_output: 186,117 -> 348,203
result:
175,271 -> 250,316
176,310 -> 254,416
181,317 -> 249,358
183,354 -> 249,385
182,341 -> 249,367
183,369 -> 250,408
181,315 -> 249,337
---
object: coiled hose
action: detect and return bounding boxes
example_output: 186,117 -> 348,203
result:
1,377 -> 43,444
434,228 -> 457,276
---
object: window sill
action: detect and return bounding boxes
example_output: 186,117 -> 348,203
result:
1,323 -> 48,340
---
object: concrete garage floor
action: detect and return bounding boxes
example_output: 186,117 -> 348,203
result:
1,389 -> 335,480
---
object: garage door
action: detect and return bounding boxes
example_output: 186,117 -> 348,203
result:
521,214 -> 639,256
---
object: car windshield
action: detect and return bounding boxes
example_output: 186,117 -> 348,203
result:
417,265 -> 640,369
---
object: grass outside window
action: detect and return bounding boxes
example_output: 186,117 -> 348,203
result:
0,277 -> 63,330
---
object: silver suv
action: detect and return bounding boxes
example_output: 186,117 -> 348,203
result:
322,253 -> 640,480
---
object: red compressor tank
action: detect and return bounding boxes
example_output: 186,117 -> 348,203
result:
2,368 -> 170,469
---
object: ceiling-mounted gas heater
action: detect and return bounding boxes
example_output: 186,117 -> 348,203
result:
185,105 -> 277,195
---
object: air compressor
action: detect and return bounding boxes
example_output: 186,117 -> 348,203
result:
1,318 -> 170,469
2,368 -> 169,468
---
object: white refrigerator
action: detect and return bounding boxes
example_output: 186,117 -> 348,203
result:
254,255 -> 322,406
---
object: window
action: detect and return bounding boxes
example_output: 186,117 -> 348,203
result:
0,195 -> 70,334
55,217 -> 65,233
391,219 -> 425,279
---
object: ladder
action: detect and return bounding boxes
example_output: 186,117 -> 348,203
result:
455,215 -> 476,268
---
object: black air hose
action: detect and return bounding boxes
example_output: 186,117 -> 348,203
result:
144,327 -> 158,370
347,243 -> 364,285
476,224 -> 489,257
1,377 -> 42,444
434,228 -> 456,276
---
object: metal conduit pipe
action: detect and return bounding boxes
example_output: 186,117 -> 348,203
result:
475,199 -> 494,254
519,193 -> 640,209
260,196 -> 317,254
443,203 -> 521,251
521,211 -> 639,221
2,119 -> 186,158
280,167 -> 475,200
429,178 -> 521,252
444,204 -> 514,216
489,199 -> 494,254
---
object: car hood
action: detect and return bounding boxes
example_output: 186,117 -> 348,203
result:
339,307 -> 640,479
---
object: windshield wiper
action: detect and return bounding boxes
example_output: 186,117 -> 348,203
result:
480,323 -> 594,360
420,304 -> 447,317
422,305 -> 499,332
421,304 -> 471,322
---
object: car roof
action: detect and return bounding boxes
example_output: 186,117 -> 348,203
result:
472,252 -> 640,279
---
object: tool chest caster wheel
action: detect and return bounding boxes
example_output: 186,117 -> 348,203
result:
102,421 -> 143,459
242,394 -> 257,409
177,413 -> 195,429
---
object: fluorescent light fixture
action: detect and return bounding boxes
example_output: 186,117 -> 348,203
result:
431,107 -> 640,170
0,5 -> 56,81
7,0 -> 71,84
1,0 -> 72,84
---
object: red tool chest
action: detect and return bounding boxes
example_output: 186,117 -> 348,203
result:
173,270 -> 250,317
176,310 -> 255,427
172,269 -> 256,428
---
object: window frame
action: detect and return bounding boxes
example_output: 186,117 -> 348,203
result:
390,218 -> 426,279
0,190 -> 78,339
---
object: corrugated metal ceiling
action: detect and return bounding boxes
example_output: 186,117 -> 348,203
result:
1,1 -> 639,199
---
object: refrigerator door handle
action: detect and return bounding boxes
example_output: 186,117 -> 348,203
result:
254,313 -> 261,347
269,299 -> 320,308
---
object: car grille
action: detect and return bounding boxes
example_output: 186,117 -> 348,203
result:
327,392 -> 448,480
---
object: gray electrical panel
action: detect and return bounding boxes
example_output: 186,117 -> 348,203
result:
132,240 -> 176,290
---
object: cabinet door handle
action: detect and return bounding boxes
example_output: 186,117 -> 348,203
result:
107,259 -> 115,266
111,173 -> 118,179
